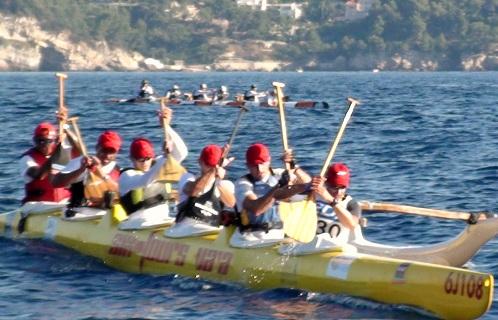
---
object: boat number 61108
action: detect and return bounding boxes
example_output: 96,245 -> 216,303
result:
444,272 -> 484,300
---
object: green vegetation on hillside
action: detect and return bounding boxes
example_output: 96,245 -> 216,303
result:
0,0 -> 496,69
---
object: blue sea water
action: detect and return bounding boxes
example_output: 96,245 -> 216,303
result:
0,71 -> 497,319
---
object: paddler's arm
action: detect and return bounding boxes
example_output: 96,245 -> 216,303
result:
281,149 -> 311,184
333,201 -> 361,230
292,166 -> 311,184
63,127 -> 82,158
159,107 -> 188,163
214,165 -> 235,208
165,126 -> 188,162
271,166 -> 310,199
25,142 -> 68,180
242,186 -> 279,216
51,156 -> 91,187
119,156 -> 166,195
25,156 -> 53,180
240,174 -> 307,215
273,183 -> 309,200
183,169 -> 216,197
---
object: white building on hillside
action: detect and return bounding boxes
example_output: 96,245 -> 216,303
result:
267,3 -> 304,19
345,0 -> 373,21
235,0 -> 303,19
236,0 -> 267,10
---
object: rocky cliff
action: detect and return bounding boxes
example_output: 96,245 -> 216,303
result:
0,14 -> 286,72
0,14 -> 496,72
0,14 -> 147,71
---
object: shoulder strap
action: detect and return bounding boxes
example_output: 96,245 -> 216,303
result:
120,167 -> 135,174
243,173 -> 256,185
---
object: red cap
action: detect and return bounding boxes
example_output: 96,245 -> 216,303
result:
130,138 -> 155,159
33,122 -> 57,138
326,163 -> 350,188
246,143 -> 270,166
97,130 -> 122,153
200,144 -> 222,167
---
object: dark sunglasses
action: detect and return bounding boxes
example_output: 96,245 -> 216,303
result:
35,138 -> 56,144
100,147 -> 118,154
136,157 -> 152,162
329,186 -> 346,191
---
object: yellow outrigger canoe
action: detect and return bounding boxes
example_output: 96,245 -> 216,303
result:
0,206 -> 494,320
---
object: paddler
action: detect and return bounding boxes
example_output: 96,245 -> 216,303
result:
138,79 -> 155,98
51,130 -> 122,217
193,83 -> 212,102
20,120 -> 74,204
229,143 -> 311,247
164,144 -> 235,237
312,163 -> 362,240
164,84 -> 182,100
215,85 -> 229,101
118,107 -> 188,228
243,84 -> 263,102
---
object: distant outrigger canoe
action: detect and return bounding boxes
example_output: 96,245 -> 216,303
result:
166,98 -> 329,109
106,96 -> 160,104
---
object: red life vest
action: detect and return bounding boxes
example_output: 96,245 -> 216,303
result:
23,148 -> 71,204
108,165 -> 120,182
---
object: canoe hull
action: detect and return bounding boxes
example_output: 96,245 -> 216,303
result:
0,209 -> 494,320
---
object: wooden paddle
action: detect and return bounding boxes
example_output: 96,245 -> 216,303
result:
156,98 -> 187,182
220,105 -> 248,162
359,201 -> 489,222
274,83 -> 289,161
273,81 -> 317,243
319,97 -> 360,176
55,73 -> 68,140
68,118 -> 117,205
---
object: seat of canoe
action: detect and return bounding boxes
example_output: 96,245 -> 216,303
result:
61,207 -> 106,221
229,228 -> 284,248
21,201 -> 67,216
278,233 -> 358,256
119,203 -> 175,230
163,217 -> 221,238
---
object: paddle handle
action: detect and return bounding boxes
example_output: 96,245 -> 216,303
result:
222,106 -> 248,160
56,73 -> 68,138
68,117 -> 88,157
319,97 -> 360,177
273,82 -> 290,169
69,118 -> 104,184
160,98 -> 171,144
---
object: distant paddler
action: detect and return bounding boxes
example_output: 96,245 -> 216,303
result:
118,105 -> 188,230
192,83 -> 212,102
243,84 -> 266,103
164,84 -> 182,100
138,79 -> 155,99
214,85 -> 229,102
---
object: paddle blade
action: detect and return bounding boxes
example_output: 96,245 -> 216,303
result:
84,180 -> 107,206
279,199 -> 317,243
157,155 -> 187,182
